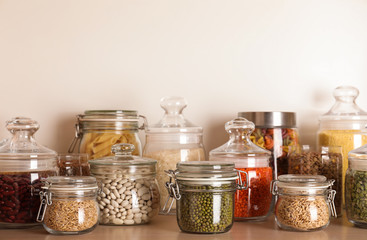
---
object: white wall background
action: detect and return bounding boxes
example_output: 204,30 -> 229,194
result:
0,0 -> 367,156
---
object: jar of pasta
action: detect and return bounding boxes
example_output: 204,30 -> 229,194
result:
143,97 -> 205,214
69,110 -> 146,159
317,86 -> 367,204
209,117 -> 273,221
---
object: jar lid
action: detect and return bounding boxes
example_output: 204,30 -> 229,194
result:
146,96 -> 203,134
89,143 -> 156,166
175,161 -> 238,181
276,174 -> 332,189
0,117 -> 57,161
237,112 -> 296,128
348,144 -> 367,169
42,176 -> 98,191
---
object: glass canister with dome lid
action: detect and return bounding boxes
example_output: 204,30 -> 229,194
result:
209,117 -> 273,221
143,96 -> 205,214
0,117 -> 58,228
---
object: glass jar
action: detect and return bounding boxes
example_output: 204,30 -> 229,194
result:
37,176 -> 99,234
317,86 -> 367,204
89,143 -> 160,225
238,111 -> 299,178
143,96 -> 205,213
209,117 -> 273,221
346,143 -> 367,227
165,161 -> 246,234
288,145 -> 343,216
272,174 -> 336,231
0,117 -> 58,228
69,110 -> 146,159
57,153 -> 91,176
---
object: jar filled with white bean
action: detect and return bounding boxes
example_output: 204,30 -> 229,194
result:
89,143 -> 160,225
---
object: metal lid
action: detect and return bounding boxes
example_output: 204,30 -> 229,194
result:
237,112 -> 296,128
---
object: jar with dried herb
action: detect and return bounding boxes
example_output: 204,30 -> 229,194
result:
165,161 -> 246,234
37,176 -> 100,235
209,117 -> 273,221
272,174 -> 337,231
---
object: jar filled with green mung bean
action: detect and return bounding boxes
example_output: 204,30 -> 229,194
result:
164,161 -> 247,234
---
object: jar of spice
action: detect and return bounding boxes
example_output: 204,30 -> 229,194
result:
346,143 -> 367,228
209,117 -> 273,221
37,176 -> 100,234
165,161 -> 247,234
57,153 -> 91,176
89,143 -> 160,225
69,110 -> 146,159
271,174 -> 337,231
143,96 -> 205,214
238,111 -> 299,178
0,117 -> 58,228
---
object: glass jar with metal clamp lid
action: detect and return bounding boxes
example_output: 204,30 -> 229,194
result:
68,110 -> 147,159
164,161 -> 247,234
37,176 -> 100,235
271,174 -> 337,231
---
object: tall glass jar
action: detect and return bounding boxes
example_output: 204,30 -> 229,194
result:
37,176 -> 99,235
238,111 -> 299,178
0,117 -> 58,228
69,110 -> 146,159
143,97 -> 205,213
209,117 -> 273,221
346,143 -> 367,228
165,161 -> 246,234
89,143 -> 160,225
272,174 -> 337,231
317,86 -> 367,204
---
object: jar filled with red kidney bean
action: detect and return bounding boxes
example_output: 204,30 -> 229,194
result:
0,117 -> 58,228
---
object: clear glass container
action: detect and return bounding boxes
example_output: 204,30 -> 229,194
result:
89,143 -> 160,225
37,176 -> 99,235
165,161 -> 246,234
272,174 -> 336,231
346,143 -> 367,228
57,153 -> 91,176
209,117 -> 273,221
69,110 -> 146,159
317,86 -> 367,204
0,117 -> 58,228
288,145 -> 343,216
238,111 -> 299,178
143,96 -> 205,213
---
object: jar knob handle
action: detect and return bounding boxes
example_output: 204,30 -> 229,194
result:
112,143 -> 135,157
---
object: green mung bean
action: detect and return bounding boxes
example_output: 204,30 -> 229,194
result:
346,170 -> 367,225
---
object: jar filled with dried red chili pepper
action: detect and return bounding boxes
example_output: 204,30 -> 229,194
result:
209,117 -> 273,221
238,112 -> 299,179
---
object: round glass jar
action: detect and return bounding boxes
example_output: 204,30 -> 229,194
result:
143,96 -> 205,213
89,143 -> 160,225
69,110 -> 146,159
272,174 -> 336,231
209,117 -> 273,221
0,117 -> 58,228
346,143 -> 367,227
238,111 -> 299,178
165,161 -> 246,234
37,176 -> 99,235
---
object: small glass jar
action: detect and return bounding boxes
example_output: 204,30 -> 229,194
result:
209,117 -> 273,221
165,161 -> 247,234
143,96 -> 205,213
37,176 -> 99,234
272,174 -> 337,231
238,111 -> 299,178
57,153 -> 91,176
346,143 -> 367,227
89,143 -> 160,225
0,117 -> 58,228
69,110 -> 146,159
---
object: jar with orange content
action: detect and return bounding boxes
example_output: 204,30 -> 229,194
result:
209,117 -> 273,221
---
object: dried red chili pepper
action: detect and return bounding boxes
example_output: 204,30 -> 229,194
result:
235,167 -> 273,219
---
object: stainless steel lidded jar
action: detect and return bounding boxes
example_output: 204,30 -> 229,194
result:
0,117 -> 58,228
165,161 -> 247,234
89,143 -> 160,225
69,110 -> 146,159
238,112 -> 298,179
143,96 -> 205,213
